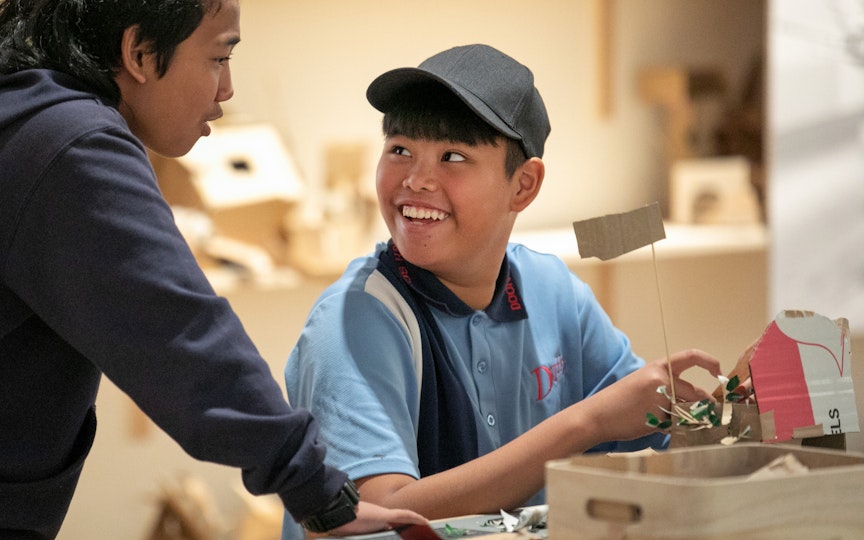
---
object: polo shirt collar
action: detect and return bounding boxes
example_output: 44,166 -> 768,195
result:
386,241 -> 527,322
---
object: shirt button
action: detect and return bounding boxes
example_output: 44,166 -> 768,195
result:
486,414 -> 496,426
472,317 -> 482,326
477,361 -> 488,373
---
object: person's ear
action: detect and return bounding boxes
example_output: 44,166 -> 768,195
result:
511,157 -> 545,212
119,26 -> 149,84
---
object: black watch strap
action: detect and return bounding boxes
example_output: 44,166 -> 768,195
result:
300,479 -> 360,533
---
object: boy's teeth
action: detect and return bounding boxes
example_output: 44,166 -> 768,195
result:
403,206 -> 447,220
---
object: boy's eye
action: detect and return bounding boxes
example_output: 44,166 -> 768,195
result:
442,151 -> 466,162
392,146 -> 412,157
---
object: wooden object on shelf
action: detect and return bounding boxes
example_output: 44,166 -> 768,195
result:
715,56 -> 765,217
145,477 -> 223,540
150,123 -> 303,267
233,488 -> 283,540
669,156 -> 761,225
638,66 -> 725,164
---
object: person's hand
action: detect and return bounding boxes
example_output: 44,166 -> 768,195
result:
712,336 -> 759,401
578,349 -> 722,443
649,348 -> 724,406
315,501 -> 428,538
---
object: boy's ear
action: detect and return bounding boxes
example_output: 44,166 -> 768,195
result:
511,158 -> 545,212
119,26 -> 149,84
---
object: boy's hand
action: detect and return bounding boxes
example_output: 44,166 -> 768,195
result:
580,349 -> 722,442
712,337 -> 759,401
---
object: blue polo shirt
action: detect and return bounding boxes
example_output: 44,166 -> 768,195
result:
282,241 -> 665,539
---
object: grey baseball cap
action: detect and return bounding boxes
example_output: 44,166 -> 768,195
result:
366,44 -> 551,158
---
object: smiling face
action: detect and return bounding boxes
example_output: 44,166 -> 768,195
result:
376,135 -> 527,291
115,0 -> 240,157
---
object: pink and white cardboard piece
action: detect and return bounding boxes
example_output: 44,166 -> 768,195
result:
750,310 -> 859,442
572,202 -> 666,261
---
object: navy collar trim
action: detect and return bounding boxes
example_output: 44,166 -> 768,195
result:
385,241 -> 527,322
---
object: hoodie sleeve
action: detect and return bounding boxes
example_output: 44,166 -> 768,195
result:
2,107 -> 344,521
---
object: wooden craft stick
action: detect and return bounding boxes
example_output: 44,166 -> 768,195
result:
651,243 -> 675,404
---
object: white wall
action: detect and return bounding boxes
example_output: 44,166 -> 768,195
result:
768,0 -> 864,332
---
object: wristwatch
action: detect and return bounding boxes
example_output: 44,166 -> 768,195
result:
300,479 -> 360,533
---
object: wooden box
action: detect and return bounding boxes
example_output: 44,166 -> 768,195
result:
545,443 -> 864,539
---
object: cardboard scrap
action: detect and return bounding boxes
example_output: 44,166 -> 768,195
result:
746,453 -> 809,481
572,202 -> 666,260
750,310 -> 859,442
500,505 -> 547,533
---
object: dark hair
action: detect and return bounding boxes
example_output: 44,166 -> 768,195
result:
0,0 -> 222,103
381,82 -> 528,178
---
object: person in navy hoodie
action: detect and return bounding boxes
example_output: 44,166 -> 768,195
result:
0,1 -> 426,538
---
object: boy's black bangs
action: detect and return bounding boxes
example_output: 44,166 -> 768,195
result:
382,83 -> 501,147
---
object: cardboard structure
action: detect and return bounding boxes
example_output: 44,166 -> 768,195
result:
750,310 -> 858,442
145,477 -> 222,540
151,123 -> 304,267
572,204 -> 859,450
671,311 -> 858,449
708,310 -> 856,444
163,123 -> 303,209
546,443 -> 864,539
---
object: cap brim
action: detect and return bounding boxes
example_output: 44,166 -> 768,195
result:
366,67 -> 522,141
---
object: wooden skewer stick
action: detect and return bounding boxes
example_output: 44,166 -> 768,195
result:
651,242 -> 677,405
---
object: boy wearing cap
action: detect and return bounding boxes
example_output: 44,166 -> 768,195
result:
282,44 -> 720,536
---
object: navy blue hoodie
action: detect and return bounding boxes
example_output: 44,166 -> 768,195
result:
0,69 -> 345,538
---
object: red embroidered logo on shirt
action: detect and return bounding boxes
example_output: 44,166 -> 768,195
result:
392,245 -> 412,284
504,277 -> 522,311
532,355 -> 566,400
